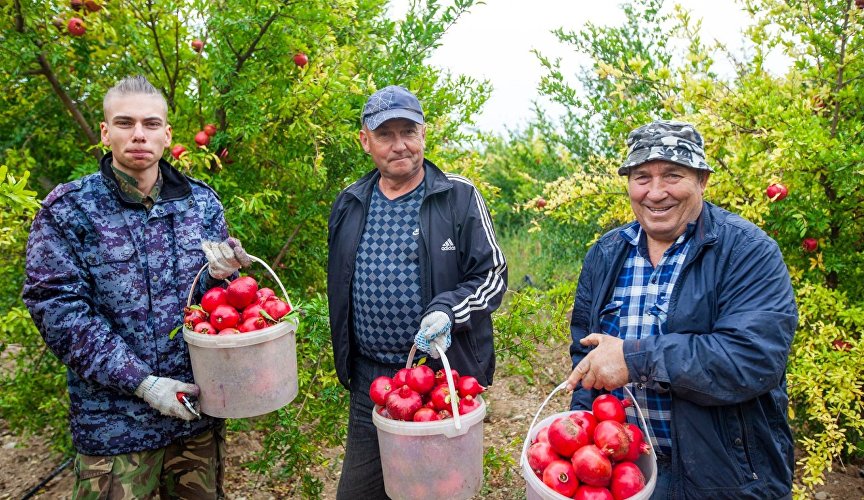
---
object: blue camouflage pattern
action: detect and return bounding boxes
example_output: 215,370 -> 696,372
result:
618,119 -> 714,174
23,154 -> 227,456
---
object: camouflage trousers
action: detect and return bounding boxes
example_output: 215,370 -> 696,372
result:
72,422 -> 225,500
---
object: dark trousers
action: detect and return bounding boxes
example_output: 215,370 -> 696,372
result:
336,356 -> 403,500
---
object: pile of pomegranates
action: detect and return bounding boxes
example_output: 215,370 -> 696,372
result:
526,394 -> 651,499
183,276 -> 292,335
370,366 -> 485,421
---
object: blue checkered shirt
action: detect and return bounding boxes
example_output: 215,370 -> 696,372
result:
602,222 -> 693,456
352,182 -> 425,364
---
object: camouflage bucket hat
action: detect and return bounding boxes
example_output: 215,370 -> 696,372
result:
618,120 -> 714,175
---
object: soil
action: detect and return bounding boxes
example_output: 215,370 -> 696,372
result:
2,340 -> 863,499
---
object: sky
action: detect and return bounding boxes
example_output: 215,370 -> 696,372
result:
389,1 -> 759,135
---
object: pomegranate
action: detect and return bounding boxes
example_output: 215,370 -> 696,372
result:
592,394 -> 631,423
392,368 -> 411,388
765,182 -> 788,202
535,426 -> 550,444
406,365 -> 435,394
437,409 -> 452,420
593,420 -> 631,461
458,394 -> 482,415
429,384 -> 453,412
241,303 -> 266,321
216,327 -> 239,335
543,459 -> 580,498
210,304 -> 240,330
203,124 -> 217,136
385,385 -> 423,421
571,410 -> 598,438
201,287 -> 228,313
194,130 -> 210,147
226,276 -> 258,309
369,376 -> 394,406
263,299 -> 291,320
571,444 -> 612,486
238,316 -> 267,332
376,406 -> 390,419
548,416 -> 592,458
456,375 -> 485,398
527,441 -> 560,475
434,368 -> 460,387
622,423 -> 651,462
575,485 -> 614,500
183,308 -> 208,328
412,407 -> 440,422
610,462 -> 645,500
193,321 -> 215,334
256,287 -> 276,304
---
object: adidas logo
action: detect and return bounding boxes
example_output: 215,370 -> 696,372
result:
412,228 -> 420,236
441,238 -> 455,251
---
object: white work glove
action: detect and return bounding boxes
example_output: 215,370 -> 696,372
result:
134,375 -> 200,421
414,311 -> 452,359
201,237 -> 251,280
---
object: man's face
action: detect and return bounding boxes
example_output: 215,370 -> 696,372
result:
628,160 -> 708,245
100,93 -> 171,176
359,118 -> 426,182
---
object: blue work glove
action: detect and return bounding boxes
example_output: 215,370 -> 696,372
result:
202,237 -> 251,279
414,311 -> 452,359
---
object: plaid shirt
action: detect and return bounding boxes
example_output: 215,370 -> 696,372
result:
601,222 -> 693,456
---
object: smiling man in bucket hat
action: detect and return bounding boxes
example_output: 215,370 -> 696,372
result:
327,85 -> 506,498
565,119 -> 797,498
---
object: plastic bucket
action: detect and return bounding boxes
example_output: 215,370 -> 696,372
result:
520,384 -> 657,500
372,345 -> 486,500
182,256 -> 299,418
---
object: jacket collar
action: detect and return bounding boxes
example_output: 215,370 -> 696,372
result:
345,158 -> 452,201
100,152 -> 192,207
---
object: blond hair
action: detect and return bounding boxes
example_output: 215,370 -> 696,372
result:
103,75 -> 167,120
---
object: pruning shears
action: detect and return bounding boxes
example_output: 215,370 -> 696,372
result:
176,392 -> 201,419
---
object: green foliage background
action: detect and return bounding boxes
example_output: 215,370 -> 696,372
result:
1,0 -> 862,496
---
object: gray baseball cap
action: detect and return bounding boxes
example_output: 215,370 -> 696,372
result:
619,120 -> 714,175
361,85 -> 425,130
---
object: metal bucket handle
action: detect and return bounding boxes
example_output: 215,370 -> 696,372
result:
186,255 -> 295,315
519,383 -> 655,468
405,343 -> 464,432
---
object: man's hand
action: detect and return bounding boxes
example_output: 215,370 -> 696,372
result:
566,334 -> 629,392
135,375 -> 200,421
202,237 -> 251,279
414,311 -> 452,359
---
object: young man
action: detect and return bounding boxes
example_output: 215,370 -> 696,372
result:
327,85 -> 507,498
566,120 -> 797,499
23,75 -> 249,499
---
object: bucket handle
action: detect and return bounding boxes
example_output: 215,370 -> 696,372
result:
405,343 -> 463,432
519,383 -> 655,468
186,255 -> 295,314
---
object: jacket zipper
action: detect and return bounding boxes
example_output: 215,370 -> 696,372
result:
737,405 -> 759,480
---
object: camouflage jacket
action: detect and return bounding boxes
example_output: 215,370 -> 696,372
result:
23,154 -> 227,456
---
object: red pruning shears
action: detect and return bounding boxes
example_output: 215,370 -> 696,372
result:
176,392 -> 201,419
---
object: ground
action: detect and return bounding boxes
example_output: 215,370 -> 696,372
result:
2,342 -> 863,499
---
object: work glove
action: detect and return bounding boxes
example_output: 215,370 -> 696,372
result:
414,311 -> 452,359
134,375 -> 200,421
202,237 -> 251,280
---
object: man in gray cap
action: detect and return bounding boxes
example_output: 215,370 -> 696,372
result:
327,85 -> 507,498
565,119 -> 797,498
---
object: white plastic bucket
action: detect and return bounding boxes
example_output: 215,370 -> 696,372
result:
182,255 -> 299,418
520,384 -> 657,500
372,345 -> 486,500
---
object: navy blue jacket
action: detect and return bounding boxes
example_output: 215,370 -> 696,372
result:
569,202 -> 796,499
23,154 -> 226,455
327,160 -> 507,389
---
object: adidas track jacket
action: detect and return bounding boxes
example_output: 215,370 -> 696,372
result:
327,159 -> 507,389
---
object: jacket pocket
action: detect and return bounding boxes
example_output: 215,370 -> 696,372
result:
677,403 -> 756,491
81,233 -> 138,299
